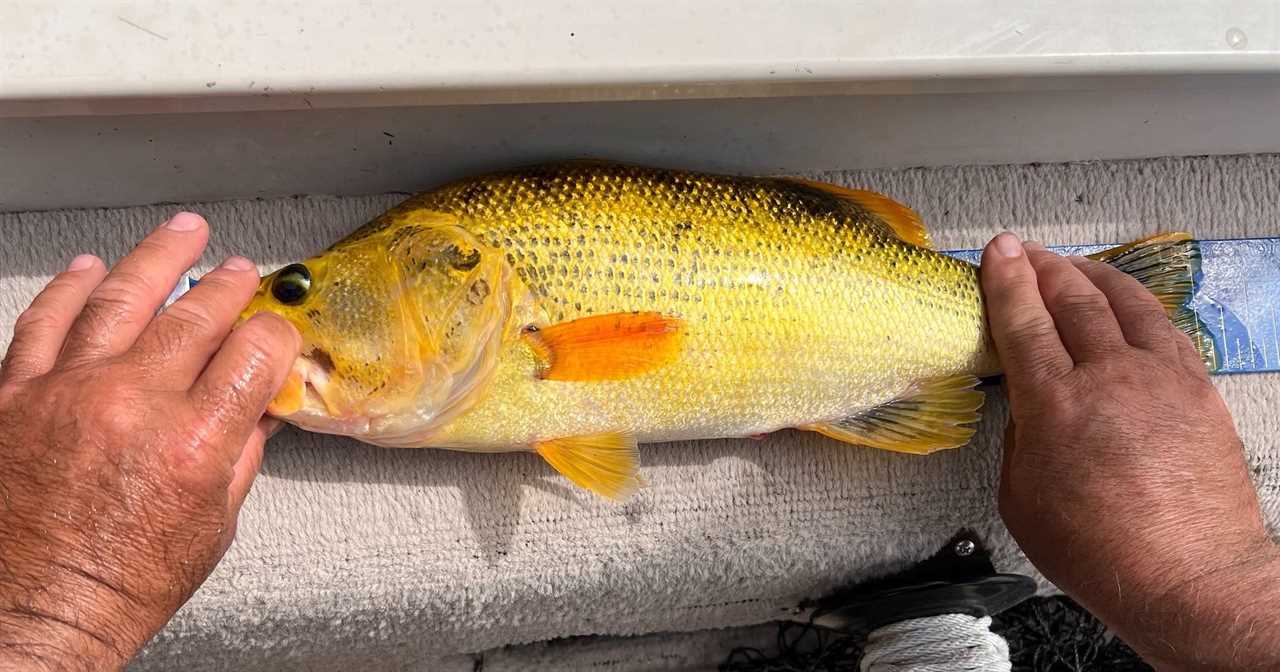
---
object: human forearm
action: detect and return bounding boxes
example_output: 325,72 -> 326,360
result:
1099,541 -> 1280,672
0,558 -> 157,672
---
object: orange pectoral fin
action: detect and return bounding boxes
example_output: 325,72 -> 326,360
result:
524,311 -> 685,381
267,369 -> 306,416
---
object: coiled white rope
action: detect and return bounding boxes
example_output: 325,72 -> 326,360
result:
859,613 -> 1011,672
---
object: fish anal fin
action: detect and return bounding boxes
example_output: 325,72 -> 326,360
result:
783,178 -> 932,249
804,375 -> 985,455
525,311 -> 685,381
536,432 -> 641,500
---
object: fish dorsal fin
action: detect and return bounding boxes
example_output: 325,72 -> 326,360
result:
784,178 -> 932,249
803,375 -> 984,454
524,311 -> 685,381
536,432 -> 641,500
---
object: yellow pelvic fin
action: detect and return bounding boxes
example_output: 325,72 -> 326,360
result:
803,375 -> 985,455
267,369 -> 306,416
782,178 -> 932,249
1085,232 -> 1216,368
524,311 -> 685,381
535,432 -> 641,500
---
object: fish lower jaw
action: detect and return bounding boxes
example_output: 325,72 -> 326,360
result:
285,410 -> 372,438
282,403 -> 446,445
278,370 -> 375,436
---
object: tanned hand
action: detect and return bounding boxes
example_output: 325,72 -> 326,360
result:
0,213 -> 298,671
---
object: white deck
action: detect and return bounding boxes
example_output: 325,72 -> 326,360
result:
3,1 -> 1278,114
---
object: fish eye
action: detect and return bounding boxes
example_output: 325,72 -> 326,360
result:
271,263 -> 311,305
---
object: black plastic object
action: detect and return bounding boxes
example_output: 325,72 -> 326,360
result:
808,530 -> 1037,633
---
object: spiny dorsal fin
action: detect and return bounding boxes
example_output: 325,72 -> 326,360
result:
783,178 -> 932,249
524,312 -> 685,381
804,375 -> 984,454
1086,232 -> 1217,369
536,432 -> 641,500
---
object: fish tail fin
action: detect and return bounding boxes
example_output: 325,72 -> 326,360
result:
1086,233 -> 1217,369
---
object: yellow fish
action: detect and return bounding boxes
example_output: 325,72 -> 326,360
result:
241,161 -> 1207,499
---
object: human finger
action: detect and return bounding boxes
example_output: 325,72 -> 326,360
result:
1,255 -> 107,383
60,213 -> 209,364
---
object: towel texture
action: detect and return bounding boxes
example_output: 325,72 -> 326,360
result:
1,155 -> 1277,671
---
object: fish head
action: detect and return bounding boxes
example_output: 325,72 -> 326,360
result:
240,216 -> 511,442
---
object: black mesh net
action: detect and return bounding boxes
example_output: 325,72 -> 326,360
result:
720,596 -> 1152,672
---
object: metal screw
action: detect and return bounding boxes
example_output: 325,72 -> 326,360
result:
954,539 -> 976,557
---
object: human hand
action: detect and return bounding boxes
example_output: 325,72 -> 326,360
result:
981,232 -> 1278,670
0,213 -> 299,671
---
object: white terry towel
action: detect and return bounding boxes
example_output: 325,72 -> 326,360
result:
0,155 -> 1276,671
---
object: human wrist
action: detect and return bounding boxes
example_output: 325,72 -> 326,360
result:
0,605 -> 132,672
1105,538 -> 1280,671
0,559 -> 156,672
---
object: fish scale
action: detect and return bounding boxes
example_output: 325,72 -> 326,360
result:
375,163 -> 994,448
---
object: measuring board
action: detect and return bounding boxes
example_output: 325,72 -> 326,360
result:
165,238 -> 1278,377
945,238 -> 1280,376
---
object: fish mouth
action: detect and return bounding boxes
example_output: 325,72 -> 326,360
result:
269,356 -> 372,435
293,355 -> 343,419
299,367 -> 336,416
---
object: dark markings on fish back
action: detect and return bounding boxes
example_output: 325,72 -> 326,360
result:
773,179 -> 883,225
456,181 -> 494,206
341,162 -> 877,243
332,162 -> 947,311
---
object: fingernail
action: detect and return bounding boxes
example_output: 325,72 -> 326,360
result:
993,232 -> 1023,258
1023,241 -> 1045,251
66,254 -> 97,272
221,256 -> 256,272
164,212 -> 204,232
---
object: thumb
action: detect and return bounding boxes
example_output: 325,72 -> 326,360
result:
979,233 -> 1073,400
188,312 -> 300,470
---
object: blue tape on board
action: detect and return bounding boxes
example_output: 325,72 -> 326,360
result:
945,238 -> 1280,376
162,275 -> 198,308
